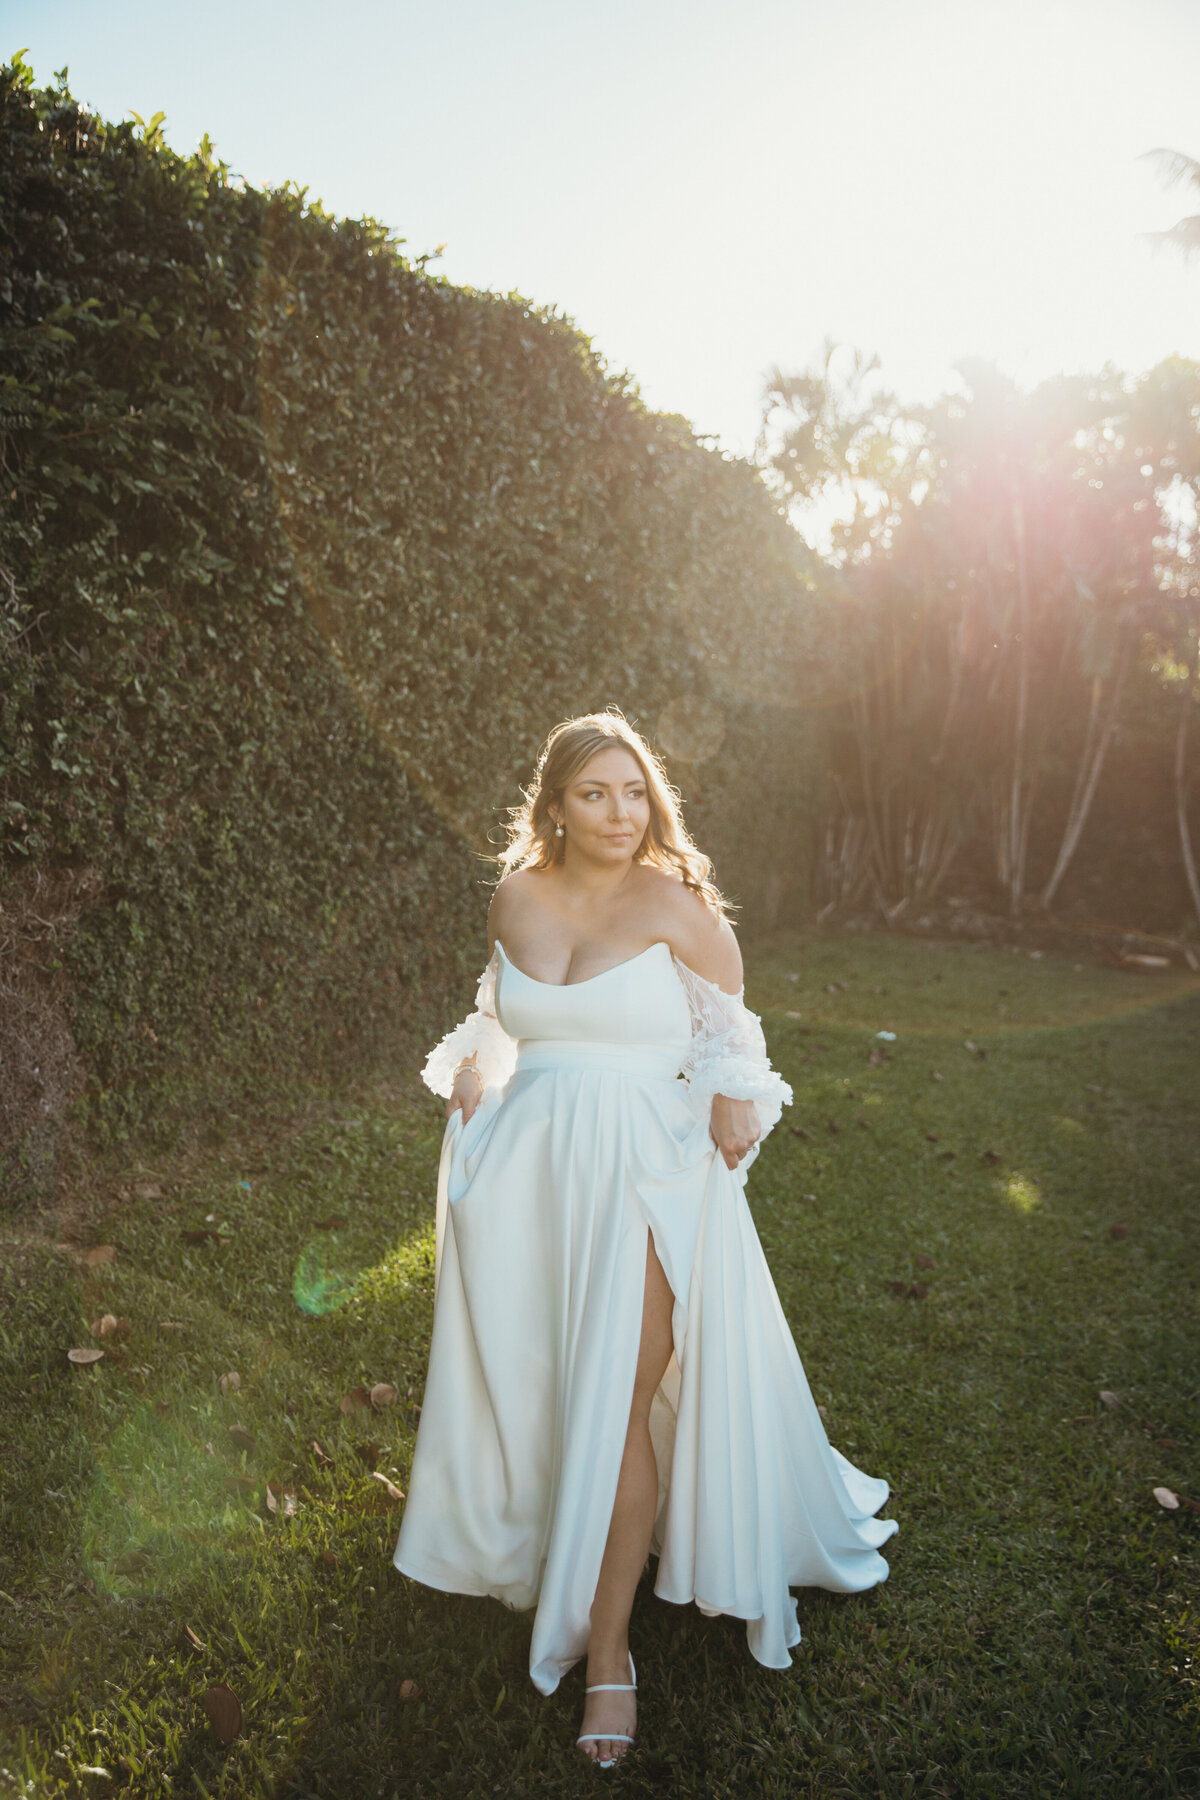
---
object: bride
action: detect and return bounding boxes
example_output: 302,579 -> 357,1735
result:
393,708 -> 898,1769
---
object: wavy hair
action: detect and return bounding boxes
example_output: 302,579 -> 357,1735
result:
494,706 -> 734,920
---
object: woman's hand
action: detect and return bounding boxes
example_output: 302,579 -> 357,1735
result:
709,1094 -> 761,1170
448,1059 -> 485,1125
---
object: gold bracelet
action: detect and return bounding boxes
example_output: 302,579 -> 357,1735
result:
453,1062 -> 485,1090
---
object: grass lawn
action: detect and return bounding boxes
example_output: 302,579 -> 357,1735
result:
2,930 -> 1198,1799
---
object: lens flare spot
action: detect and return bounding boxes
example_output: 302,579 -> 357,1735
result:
1004,1173 -> 1042,1215
293,1242 -> 359,1316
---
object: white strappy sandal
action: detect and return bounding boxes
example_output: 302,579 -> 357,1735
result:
576,1653 -> 637,1769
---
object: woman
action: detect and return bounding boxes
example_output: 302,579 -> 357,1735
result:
393,708 -> 898,1769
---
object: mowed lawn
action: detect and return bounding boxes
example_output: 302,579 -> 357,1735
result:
2,932 -> 1198,1800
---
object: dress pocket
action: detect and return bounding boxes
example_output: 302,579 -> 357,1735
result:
444,1092 -> 503,1206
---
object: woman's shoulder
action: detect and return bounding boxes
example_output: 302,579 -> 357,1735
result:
648,871 -> 743,993
487,867 -> 550,943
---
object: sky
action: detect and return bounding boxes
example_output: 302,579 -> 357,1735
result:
8,0 -> 1200,469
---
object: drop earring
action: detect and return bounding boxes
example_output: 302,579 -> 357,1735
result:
554,821 -> 564,838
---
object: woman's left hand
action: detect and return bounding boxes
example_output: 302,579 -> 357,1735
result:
709,1095 -> 761,1170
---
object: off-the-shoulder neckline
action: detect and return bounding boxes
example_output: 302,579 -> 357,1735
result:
495,938 -> 669,988
493,938 -> 744,999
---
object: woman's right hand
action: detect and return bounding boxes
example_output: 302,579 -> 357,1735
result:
447,1064 -> 485,1125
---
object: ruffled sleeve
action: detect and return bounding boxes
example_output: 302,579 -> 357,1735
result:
671,954 -> 794,1141
420,945 -> 519,1099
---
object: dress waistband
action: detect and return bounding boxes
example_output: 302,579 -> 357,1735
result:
514,1039 -> 686,1082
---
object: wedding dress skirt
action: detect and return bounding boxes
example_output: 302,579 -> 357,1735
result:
392,939 -> 898,1696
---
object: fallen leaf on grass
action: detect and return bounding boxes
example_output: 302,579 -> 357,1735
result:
914,1254 -> 937,1270
227,1425 -> 258,1456
314,1217 -> 347,1231
320,1549 -> 339,1567
180,1624 -> 205,1652
1098,1390 -> 1120,1409
888,1281 -> 928,1300
356,1441 -> 381,1469
371,1472 -> 405,1504
370,1383 -> 399,1410
132,1181 -> 165,1201
339,1386 -> 372,1415
180,1228 -> 219,1246
90,1313 -> 120,1338
265,1481 -> 298,1518
67,1347 -> 104,1366
1154,1485 -> 1200,1512
112,1550 -> 151,1577
398,1680 -> 421,1701
218,1372 -> 240,1394
1108,1223 -> 1131,1239
311,1440 -> 334,1467
981,1149 -> 1001,1164
789,1125 -> 810,1139
925,1133 -> 940,1143
202,1683 -> 242,1744
85,1245 -> 116,1266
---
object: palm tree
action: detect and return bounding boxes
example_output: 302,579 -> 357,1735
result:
1140,148 -> 1200,932
1140,149 -> 1200,259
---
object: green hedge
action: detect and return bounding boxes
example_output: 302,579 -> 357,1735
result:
0,58 -> 826,1168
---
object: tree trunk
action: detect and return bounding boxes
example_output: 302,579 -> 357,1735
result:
1175,649 -> 1200,928
1007,493 -> 1032,917
1039,631 -> 1133,910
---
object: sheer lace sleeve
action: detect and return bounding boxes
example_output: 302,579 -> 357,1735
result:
420,945 -> 519,1099
672,954 -> 794,1140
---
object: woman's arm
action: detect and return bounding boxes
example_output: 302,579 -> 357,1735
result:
667,886 -> 793,1171
420,910 -> 519,1122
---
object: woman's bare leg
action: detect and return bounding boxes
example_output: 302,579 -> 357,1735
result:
577,1231 -> 675,1764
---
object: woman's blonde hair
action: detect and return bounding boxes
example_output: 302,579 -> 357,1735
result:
494,706 -> 734,920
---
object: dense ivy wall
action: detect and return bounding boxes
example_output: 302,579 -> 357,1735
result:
0,62 -> 824,1168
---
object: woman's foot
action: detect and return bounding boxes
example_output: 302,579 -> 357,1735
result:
576,1650 -> 637,1768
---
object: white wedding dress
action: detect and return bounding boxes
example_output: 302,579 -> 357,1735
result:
392,938 -> 898,1695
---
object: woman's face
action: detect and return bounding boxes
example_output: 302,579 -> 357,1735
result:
553,746 -> 652,865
